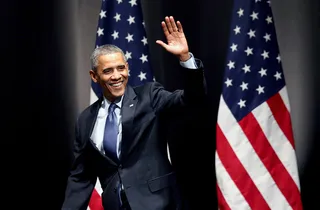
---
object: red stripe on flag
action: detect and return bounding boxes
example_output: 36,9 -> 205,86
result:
216,183 -> 231,210
88,188 -> 103,210
216,125 -> 270,210
267,93 -> 295,148
239,113 -> 303,210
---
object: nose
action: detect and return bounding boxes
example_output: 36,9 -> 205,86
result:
111,69 -> 121,80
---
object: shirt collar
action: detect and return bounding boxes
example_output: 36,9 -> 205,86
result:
102,95 -> 123,109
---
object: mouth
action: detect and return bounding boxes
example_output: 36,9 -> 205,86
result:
108,81 -> 123,88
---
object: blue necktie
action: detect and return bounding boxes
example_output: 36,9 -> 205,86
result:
103,103 -> 118,162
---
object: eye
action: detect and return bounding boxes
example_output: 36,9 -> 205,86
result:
117,65 -> 126,70
102,69 -> 112,74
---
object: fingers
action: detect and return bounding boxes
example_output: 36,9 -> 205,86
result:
176,21 -> 183,33
163,16 -> 180,34
164,16 -> 175,33
161,21 -> 170,37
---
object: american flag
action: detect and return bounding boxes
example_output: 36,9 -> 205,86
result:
215,0 -> 303,209
88,0 -> 154,209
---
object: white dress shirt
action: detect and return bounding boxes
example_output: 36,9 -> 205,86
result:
90,53 -> 198,157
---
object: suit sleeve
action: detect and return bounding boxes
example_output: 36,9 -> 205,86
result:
61,119 -> 96,210
151,58 -> 206,114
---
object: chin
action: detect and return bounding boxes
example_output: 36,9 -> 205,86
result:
111,90 -> 125,98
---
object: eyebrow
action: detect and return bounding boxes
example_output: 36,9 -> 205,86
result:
102,64 -> 126,71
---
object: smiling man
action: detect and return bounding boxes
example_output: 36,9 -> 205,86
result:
89,50 -> 129,102
62,16 -> 207,210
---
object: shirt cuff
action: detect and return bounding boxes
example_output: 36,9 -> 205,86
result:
179,52 -> 198,69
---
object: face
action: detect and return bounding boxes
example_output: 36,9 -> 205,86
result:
90,52 -> 129,102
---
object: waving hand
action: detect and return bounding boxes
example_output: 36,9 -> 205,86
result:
156,16 -> 190,61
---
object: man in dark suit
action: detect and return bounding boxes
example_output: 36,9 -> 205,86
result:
61,16 -> 206,210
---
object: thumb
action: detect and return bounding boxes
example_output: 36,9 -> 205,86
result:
156,40 -> 169,50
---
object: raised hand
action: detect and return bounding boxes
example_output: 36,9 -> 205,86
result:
156,16 -> 190,61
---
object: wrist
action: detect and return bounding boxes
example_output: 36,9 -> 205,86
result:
178,53 -> 190,62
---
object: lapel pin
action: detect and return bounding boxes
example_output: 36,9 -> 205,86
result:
129,104 -> 134,107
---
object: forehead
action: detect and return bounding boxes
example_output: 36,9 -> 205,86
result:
97,52 -> 125,66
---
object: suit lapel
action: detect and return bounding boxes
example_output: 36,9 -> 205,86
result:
120,85 -> 137,162
85,98 -> 101,140
86,97 -> 118,166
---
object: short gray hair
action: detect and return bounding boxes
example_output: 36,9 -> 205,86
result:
90,44 -> 127,71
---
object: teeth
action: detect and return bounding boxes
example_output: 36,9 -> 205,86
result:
110,82 -> 122,87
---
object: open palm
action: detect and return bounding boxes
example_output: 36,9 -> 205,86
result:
156,16 -> 189,60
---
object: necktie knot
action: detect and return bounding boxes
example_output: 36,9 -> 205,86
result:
108,103 -> 117,114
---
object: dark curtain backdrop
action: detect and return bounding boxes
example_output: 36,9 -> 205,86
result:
3,0 -> 318,209
140,1 -> 234,209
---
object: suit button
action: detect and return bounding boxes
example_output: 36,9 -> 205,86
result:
113,188 -> 117,193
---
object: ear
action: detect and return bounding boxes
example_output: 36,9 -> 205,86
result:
89,70 -> 98,83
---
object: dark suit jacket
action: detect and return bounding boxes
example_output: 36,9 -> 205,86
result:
61,59 -> 206,210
